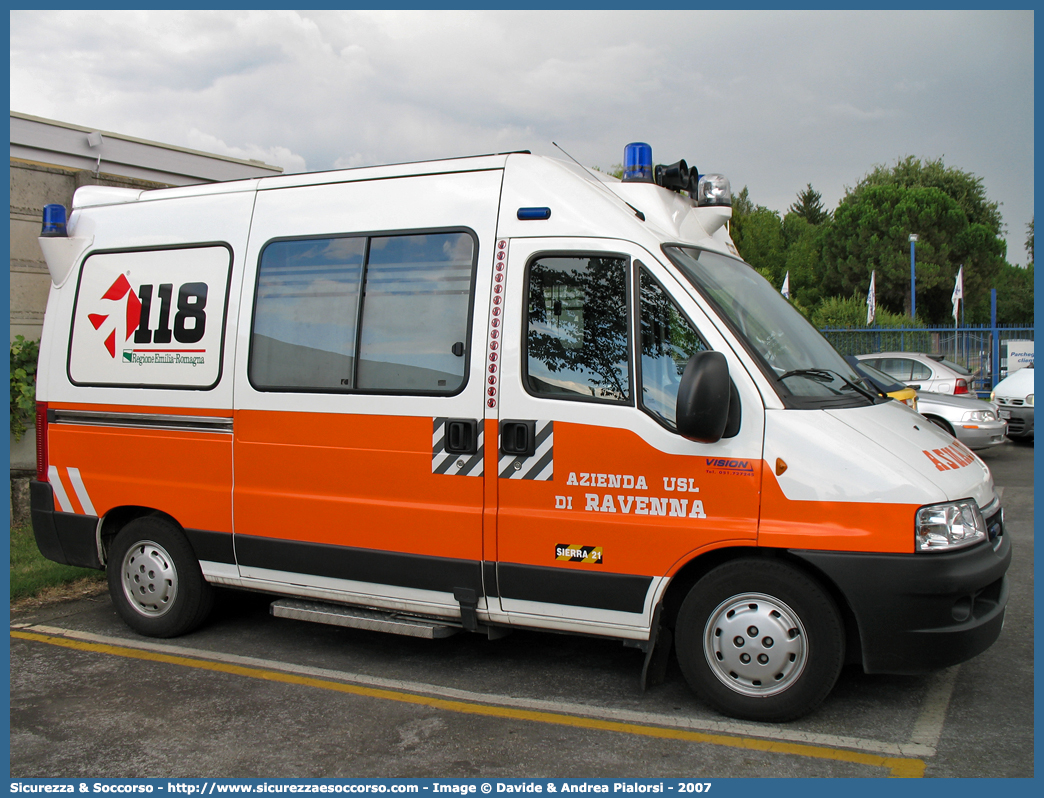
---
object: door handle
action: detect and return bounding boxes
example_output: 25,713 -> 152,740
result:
500,420 -> 536,458
446,419 -> 479,455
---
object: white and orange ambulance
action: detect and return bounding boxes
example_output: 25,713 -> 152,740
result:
30,143 -> 1010,721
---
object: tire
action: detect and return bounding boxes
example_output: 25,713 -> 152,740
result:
675,559 -> 844,722
107,516 -> 214,638
926,416 -> 955,436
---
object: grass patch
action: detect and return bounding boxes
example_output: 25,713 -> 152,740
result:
10,523 -> 106,601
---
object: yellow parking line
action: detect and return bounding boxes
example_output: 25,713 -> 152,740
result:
12,629 -> 925,777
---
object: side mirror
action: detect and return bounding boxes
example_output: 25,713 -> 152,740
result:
676,351 -> 732,443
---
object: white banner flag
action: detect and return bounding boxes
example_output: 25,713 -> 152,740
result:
866,270 -> 876,326
781,271 -> 790,299
951,265 -> 964,322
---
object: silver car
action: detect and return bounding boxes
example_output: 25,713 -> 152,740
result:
914,391 -> 1007,450
847,357 -> 1006,450
856,352 -> 977,395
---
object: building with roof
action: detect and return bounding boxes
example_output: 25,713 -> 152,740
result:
10,111 -> 283,341
9,112 -> 284,514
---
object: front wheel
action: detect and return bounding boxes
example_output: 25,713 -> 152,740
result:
926,416 -> 955,437
675,559 -> 844,722
107,517 -> 214,638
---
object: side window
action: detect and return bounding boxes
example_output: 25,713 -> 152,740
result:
911,361 -> 932,381
357,233 -> 475,391
250,230 -> 475,394
525,254 -> 630,402
876,358 -> 912,381
638,268 -> 708,428
251,237 -> 365,390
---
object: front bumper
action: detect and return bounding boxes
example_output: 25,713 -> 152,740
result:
955,419 -> 1008,450
999,406 -> 1034,438
791,508 -> 1010,674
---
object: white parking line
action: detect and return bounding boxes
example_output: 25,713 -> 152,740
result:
16,622 -> 945,758
909,665 -> 960,750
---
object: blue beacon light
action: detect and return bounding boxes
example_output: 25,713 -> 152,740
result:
622,142 -> 653,182
41,203 -> 68,237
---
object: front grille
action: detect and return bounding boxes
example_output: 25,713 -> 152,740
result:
1007,418 -> 1026,435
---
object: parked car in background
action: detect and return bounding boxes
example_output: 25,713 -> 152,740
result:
856,352 -> 975,395
915,392 -> 1007,450
991,363 -> 1034,440
844,357 -> 918,411
848,357 -> 1006,451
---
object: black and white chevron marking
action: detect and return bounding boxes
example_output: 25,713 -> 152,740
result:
431,417 -> 484,477
499,420 -> 554,480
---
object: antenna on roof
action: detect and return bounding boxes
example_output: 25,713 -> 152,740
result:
552,142 -> 645,222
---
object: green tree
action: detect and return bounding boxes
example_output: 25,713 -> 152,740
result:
787,184 -> 829,225
1026,217 -> 1034,264
823,158 -> 1006,325
811,294 -> 916,329
732,205 -> 785,286
990,261 -> 1034,325
857,156 -> 1003,236
780,213 -> 829,308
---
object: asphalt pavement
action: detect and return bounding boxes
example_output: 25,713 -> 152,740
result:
9,439 -> 1034,779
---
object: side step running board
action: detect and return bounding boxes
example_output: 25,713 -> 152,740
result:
271,599 -> 461,639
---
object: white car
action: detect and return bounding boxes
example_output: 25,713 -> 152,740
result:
856,352 -> 976,395
991,363 -> 1034,440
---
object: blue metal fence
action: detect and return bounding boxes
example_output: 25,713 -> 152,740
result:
820,325 -> 1034,393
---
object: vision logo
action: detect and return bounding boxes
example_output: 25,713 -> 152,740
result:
87,275 -> 208,359
706,458 -> 755,475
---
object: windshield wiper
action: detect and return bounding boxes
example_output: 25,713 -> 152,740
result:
778,368 -> 879,402
778,368 -> 835,383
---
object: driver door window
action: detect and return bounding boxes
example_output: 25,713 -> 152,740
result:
638,268 -> 708,429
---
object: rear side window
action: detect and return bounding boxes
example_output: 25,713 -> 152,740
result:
250,230 -> 476,394
911,360 -> 933,381
524,254 -> 630,402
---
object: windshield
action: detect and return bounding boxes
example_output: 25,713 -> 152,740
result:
847,357 -> 906,393
664,246 -> 877,408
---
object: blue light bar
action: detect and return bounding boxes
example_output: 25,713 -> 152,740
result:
622,142 -> 653,182
40,203 -> 68,237
517,207 -> 551,220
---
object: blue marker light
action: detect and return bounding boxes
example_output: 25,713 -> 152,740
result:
40,203 -> 67,237
517,207 -> 552,220
622,142 -> 653,182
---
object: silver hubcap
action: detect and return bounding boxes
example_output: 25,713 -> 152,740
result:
121,540 -> 178,617
704,592 -> 807,697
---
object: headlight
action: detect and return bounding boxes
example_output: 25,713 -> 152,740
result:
916,500 -> 987,552
1026,394 -> 1034,407
962,409 -> 995,422
989,389 -> 996,402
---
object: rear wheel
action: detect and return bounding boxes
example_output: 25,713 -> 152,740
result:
675,559 -> 844,722
107,517 -> 213,638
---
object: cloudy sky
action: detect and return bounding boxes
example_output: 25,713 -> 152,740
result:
10,9 -> 1035,265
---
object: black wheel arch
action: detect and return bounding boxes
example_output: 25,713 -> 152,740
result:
660,546 -> 863,668
923,415 -> 955,436
99,506 -> 185,565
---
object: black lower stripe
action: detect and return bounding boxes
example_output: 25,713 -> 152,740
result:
185,528 -> 236,565
498,563 -> 650,614
236,534 -> 483,595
